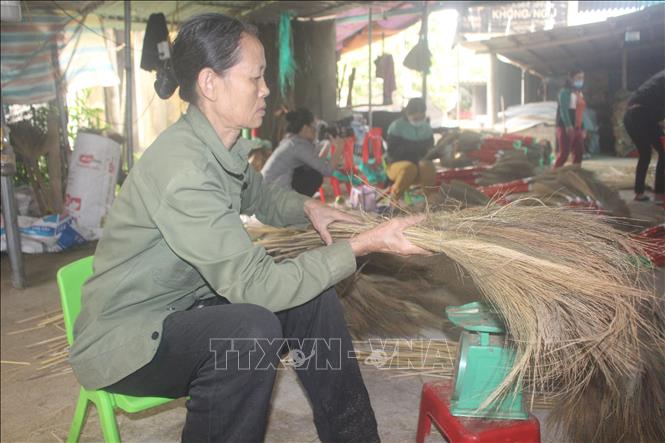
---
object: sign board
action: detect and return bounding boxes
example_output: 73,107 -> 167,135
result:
461,1 -> 568,34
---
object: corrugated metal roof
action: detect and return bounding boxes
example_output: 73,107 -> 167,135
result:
24,1 -> 378,26
577,1 -> 664,12
460,4 -> 665,77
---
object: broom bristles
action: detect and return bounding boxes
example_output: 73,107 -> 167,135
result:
252,200 -> 664,441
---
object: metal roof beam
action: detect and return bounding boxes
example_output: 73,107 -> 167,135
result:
330,2 -> 450,25
495,54 -> 545,79
523,48 -> 556,75
472,18 -> 664,55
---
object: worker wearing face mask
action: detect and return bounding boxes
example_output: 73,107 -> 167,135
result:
385,97 -> 436,201
554,68 -> 588,168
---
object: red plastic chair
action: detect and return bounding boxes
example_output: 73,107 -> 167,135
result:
361,128 -> 383,166
318,136 -> 355,203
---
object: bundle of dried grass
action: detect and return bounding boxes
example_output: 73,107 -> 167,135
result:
336,273 -> 449,340
476,150 -> 538,187
530,166 -> 631,217
475,165 -> 631,218
436,180 -> 490,209
254,202 -> 664,442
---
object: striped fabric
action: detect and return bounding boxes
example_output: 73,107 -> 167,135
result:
59,14 -> 119,94
1,11 -> 119,105
1,11 -> 68,104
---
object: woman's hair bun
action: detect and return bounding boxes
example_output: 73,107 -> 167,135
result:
154,63 -> 179,99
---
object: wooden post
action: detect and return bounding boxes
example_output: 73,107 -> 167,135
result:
621,48 -> 628,90
368,5 -> 373,129
124,0 -> 134,171
487,52 -> 497,127
50,42 -> 69,213
1,105 -> 26,288
456,43 -> 461,121
422,2 -> 429,102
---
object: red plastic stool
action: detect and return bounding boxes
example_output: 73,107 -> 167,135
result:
416,381 -> 540,443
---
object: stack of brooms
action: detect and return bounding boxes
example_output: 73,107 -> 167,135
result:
435,164 -> 631,218
475,150 -> 538,187
252,201 -> 665,442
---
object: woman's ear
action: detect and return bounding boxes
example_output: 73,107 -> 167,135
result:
197,67 -> 219,102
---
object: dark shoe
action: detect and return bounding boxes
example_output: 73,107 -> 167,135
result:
634,194 -> 650,202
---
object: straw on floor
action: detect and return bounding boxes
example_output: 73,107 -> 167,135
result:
253,201 -> 664,442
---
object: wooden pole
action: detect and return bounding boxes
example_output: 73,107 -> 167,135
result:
421,2 -> 429,102
50,43 -> 68,213
0,106 -> 25,288
456,44 -> 461,121
487,52 -> 498,127
621,48 -> 628,90
368,5 -> 373,129
124,0 -> 134,171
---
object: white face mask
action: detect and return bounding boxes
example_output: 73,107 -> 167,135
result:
409,119 -> 427,128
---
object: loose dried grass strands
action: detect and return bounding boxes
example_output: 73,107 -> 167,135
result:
253,200 -> 664,442
352,338 -> 457,378
336,273 -> 445,339
351,339 -> 555,409
533,167 -> 631,217
10,311 -> 71,378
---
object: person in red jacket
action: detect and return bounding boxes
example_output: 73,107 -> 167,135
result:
554,68 -> 587,168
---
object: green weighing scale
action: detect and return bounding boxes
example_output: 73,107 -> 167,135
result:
446,301 -> 528,420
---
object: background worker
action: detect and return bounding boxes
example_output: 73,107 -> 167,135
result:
385,97 -> 437,201
554,68 -> 587,168
623,69 -> 665,202
262,108 -> 344,196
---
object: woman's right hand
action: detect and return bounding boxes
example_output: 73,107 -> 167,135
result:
348,215 -> 431,257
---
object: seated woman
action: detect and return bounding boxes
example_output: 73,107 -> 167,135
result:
262,108 -> 344,196
69,13 -> 428,442
385,98 -> 436,200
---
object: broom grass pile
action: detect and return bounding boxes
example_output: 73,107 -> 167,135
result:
525,166 -> 631,217
335,273 -> 445,339
252,200 -> 664,442
431,165 -> 631,218
476,150 -> 539,186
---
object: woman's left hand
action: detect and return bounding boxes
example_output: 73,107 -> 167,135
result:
304,199 -> 360,245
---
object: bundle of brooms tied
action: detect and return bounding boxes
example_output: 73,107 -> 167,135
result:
254,200 -> 665,442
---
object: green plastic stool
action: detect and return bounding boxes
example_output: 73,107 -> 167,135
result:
57,256 -> 177,443
446,301 -> 527,420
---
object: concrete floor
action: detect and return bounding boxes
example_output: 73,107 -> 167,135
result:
1,244 -> 562,443
1,156 -> 662,442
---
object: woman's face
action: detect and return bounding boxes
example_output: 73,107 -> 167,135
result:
571,72 -> 584,89
407,111 -> 427,127
208,34 -> 270,129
